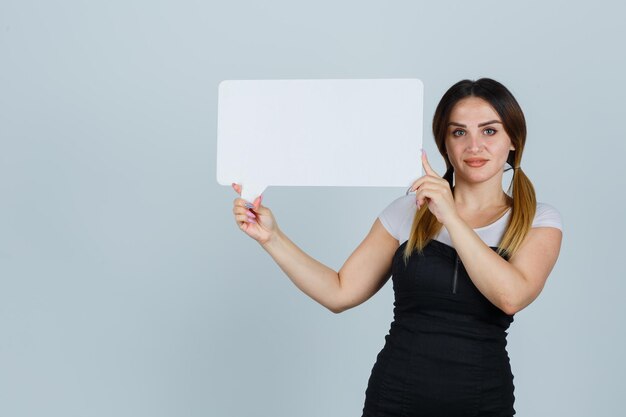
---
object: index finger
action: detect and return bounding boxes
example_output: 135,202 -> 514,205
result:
421,149 -> 440,178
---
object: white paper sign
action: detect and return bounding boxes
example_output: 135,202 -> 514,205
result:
216,78 -> 424,202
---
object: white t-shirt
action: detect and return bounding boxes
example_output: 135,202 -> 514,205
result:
378,195 -> 563,248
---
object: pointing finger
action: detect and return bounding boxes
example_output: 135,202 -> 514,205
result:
421,149 -> 440,178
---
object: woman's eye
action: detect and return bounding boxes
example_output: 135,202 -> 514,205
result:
484,128 -> 496,135
452,129 -> 465,137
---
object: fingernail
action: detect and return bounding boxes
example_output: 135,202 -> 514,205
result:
244,202 -> 254,209
246,218 -> 256,223
247,211 -> 256,219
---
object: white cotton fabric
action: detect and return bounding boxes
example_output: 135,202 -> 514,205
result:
378,194 -> 563,247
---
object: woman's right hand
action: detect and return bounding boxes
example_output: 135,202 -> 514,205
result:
231,183 -> 278,245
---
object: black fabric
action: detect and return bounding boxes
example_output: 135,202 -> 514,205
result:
361,239 -> 516,417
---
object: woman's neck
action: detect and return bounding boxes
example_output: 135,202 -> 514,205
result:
452,178 -> 511,211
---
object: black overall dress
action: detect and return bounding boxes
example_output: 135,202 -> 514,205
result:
361,238 -> 516,417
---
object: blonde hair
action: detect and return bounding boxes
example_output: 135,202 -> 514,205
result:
403,78 -> 536,263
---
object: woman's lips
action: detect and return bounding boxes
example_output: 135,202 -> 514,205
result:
464,159 -> 488,167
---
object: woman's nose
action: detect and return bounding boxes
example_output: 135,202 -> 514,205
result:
465,132 -> 485,152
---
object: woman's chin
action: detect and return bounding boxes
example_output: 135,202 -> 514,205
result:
456,171 -> 502,185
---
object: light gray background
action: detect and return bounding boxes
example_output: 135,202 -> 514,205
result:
1,1 -> 624,416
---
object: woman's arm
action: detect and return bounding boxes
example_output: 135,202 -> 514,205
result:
409,152 -> 562,315
445,217 -> 562,315
261,218 -> 398,314
232,183 -> 398,314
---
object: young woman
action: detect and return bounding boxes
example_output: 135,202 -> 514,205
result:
231,78 -> 563,417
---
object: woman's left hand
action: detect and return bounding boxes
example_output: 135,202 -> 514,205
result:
409,149 -> 458,226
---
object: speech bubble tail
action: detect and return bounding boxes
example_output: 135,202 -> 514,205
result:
240,183 -> 267,204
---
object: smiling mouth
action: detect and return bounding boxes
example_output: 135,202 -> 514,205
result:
464,159 -> 488,167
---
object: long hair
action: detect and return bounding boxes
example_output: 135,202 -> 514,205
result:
402,78 -> 536,263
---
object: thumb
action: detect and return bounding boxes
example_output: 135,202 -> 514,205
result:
253,194 -> 263,210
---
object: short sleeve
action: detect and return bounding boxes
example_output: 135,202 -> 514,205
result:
377,195 -> 416,242
532,202 -> 563,231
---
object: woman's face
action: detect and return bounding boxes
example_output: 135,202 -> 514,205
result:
444,96 -> 515,186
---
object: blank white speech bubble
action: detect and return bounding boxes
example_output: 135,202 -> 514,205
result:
216,78 -> 423,203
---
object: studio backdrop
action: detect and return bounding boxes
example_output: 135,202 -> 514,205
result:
1,1 -> 624,416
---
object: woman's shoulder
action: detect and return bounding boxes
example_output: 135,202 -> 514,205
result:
382,194 -> 416,212
377,194 -> 416,242
532,201 -> 563,231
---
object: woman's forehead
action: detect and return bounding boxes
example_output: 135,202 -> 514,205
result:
449,97 -> 500,124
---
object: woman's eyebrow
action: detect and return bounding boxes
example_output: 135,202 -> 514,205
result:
478,120 -> 502,127
447,120 -> 503,128
448,122 -> 466,127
